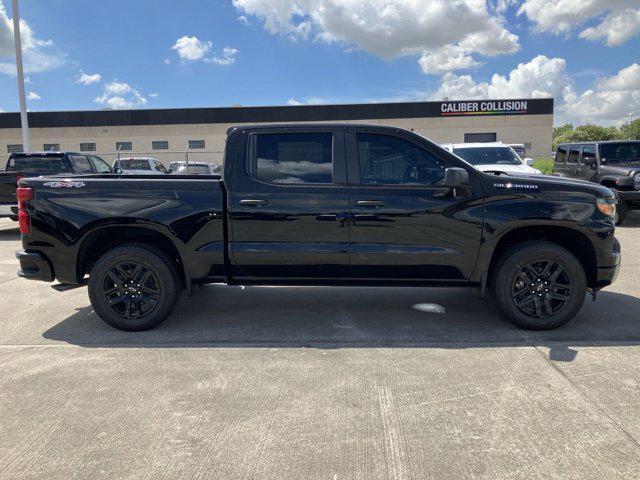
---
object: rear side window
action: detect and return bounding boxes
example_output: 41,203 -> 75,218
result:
89,156 -> 112,173
555,147 -> 567,164
357,133 -> 445,185
567,147 -> 580,164
8,156 -> 72,173
70,155 -> 93,174
253,133 -> 333,184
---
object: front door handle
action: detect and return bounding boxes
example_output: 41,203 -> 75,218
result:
239,199 -> 269,206
356,200 -> 384,207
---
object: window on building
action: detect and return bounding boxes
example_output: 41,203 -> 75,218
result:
70,155 -> 93,174
357,133 -> 445,185
464,133 -> 497,143
43,143 -> 60,151
80,143 -> 97,152
524,142 -> 532,151
188,140 -> 205,149
7,144 -> 23,154
152,140 -> 169,150
253,132 -> 333,184
116,141 -> 133,151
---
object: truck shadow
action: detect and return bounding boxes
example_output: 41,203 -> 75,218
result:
0,225 -> 19,241
43,286 -> 640,361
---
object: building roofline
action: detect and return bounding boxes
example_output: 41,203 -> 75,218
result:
0,98 -> 554,130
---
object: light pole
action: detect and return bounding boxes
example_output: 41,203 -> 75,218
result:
12,0 -> 30,152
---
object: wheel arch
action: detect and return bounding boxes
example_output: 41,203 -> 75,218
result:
486,225 -> 598,288
76,224 -> 187,289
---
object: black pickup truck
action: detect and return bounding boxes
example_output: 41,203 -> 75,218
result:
16,125 -> 620,331
0,151 -> 113,219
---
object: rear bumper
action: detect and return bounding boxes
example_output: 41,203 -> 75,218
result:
0,204 -> 17,218
15,250 -> 54,282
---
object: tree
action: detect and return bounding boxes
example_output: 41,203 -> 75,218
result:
553,124 -> 621,148
619,119 -> 640,140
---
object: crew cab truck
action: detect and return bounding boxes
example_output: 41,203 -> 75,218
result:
0,151 -> 112,219
554,141 -> 640,225
16,125 -> 620,331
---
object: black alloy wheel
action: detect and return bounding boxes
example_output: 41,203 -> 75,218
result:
511,260 -> 572,319
102,261 -> 161,320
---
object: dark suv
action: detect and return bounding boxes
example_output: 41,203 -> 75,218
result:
554,141 -> 640,224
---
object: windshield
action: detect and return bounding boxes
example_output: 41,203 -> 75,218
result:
7,155 -> 72,173
116,159 -> 151,170
600,142 -> 640,163
452,147 -> 523,166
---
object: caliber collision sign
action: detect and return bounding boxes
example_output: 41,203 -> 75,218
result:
440,100 -> 529,117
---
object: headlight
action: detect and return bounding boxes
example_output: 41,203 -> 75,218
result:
597,197 -> 616,217
634,172 -> 640,190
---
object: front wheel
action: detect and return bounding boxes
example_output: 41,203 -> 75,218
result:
490,242 -> 587,330
88,244 -> 180,331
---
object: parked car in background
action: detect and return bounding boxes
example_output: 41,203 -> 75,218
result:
113,157 -> 169,175
441,142 -> 542,175
169,161 -> 222,175
554,141 -> 640,225
17,124 -> 619,332
0,151 -> 112,220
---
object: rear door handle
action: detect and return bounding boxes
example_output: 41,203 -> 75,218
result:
356,200 -> 384,207
239,199 -> 269,206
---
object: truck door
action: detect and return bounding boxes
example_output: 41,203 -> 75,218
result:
581,145 -> 598,181
345,129 -> 483,280
228,128 -> 350,278
565,147 -> 581,178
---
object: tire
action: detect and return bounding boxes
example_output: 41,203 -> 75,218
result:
490,241 -> 587,330
88,244 -> 180,331
612,190 -> 627,225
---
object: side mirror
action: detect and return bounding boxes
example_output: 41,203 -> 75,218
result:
444,167 -> 469,188
524,158 -> 534,166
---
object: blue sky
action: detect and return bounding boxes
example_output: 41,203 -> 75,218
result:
0,0 -> 638,125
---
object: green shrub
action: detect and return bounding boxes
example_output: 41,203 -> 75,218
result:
533,157 -> 554,175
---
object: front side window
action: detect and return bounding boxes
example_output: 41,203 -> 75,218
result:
254,133 -> 333,184
582,145 -> 597,164
567,147 -> 581,164
70,155 -> 93,174
357,133 -> 444,185
89,156 -> 112,173
453,147 -> 522,166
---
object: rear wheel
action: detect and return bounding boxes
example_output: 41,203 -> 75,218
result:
88,244 -> 180,331
491,242 -> 587,330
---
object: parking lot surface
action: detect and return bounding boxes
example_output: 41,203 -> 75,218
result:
1,215 -> 640,479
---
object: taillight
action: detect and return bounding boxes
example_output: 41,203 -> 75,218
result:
16,187 -> 34,235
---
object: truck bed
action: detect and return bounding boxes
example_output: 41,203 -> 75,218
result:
19,174 -> 226,284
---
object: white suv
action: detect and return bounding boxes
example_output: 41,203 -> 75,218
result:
441,142 -> 541,175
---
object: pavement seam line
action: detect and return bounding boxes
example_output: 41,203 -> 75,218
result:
532,344 -> 640,450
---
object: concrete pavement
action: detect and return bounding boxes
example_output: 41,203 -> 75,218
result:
1,214 -> 640,479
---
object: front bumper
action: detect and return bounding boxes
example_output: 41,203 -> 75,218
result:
595,237 -> 621,288
16,250 -> 54,282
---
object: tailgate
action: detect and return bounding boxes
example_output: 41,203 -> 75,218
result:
0,173 -> 19,205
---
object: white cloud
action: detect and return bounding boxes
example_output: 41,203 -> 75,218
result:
209,47 -> 238,66
95,80 -> 147,109
286,96 -> 328,106
430,55 -> 640,126
27,91 -> 40,100
76,72 -> 102,85
164,57 -> 171,65
419,45 -> 481,75
171,35 -> 212,61
238,15 -> 250,25
518,0 -> 640,46
148,92 -> 159,98
0,1 -> 65,75
233,0 -> 520,74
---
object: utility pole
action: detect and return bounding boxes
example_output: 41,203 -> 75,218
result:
12,0 -> 30,152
